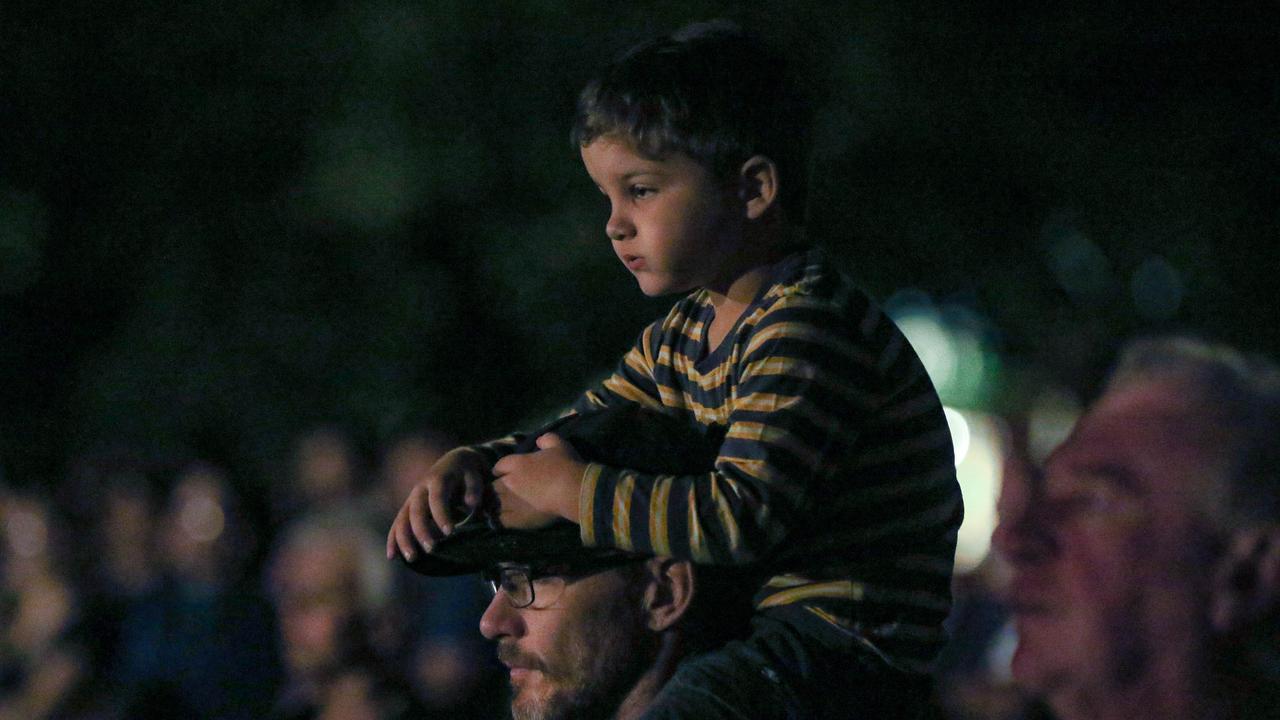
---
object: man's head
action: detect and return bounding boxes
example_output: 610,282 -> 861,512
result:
994,336 -> 1280,720
398,406 -> 746,720
479,555 -> 707,720
573,22 -> 810,297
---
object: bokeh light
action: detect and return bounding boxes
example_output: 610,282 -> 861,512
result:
1131,254 -> 1185,321
1043,218 -> 1114,304
4,505 -> 48,560
1026,386 -> 1082,463
885,291 -> 1000,408
945,407 -> 1006,572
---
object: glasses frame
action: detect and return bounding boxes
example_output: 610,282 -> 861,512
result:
484,554 -> 648,609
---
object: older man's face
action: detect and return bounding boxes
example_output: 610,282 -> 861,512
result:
479,563 -> 654,720
994,377 -> 1227,713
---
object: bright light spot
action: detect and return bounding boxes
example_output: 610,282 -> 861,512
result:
1131,255 -> 1184,321
895,313 -> 958,394
5,509 -> 48,559
1027,387 -> 1082,463
179,496 -> 225,543
951,409 -> 1006,573
886,291 -> 1000,407
944,406 -> 971,466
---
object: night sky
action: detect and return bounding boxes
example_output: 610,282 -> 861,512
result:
3,2 -> 1277,493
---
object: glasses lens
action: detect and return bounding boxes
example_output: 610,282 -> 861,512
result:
496,567 -> 533,608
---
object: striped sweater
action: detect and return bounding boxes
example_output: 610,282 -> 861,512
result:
483,248 -> 962,671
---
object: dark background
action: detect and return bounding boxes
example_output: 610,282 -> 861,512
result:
3,1 -> 1277,496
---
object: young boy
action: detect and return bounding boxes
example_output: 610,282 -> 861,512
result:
388,21 -> 962,718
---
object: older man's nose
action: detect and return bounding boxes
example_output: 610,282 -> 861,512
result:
992,455 -> 1055,564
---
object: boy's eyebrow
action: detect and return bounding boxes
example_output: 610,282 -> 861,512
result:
621,168 -> 666,179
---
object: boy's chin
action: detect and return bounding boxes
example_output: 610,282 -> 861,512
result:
634,275 -> 695,297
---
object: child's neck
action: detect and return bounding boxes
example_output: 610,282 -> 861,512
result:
702,236 -> 796,349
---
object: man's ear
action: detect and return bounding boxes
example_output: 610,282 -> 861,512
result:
737,155 -> 779,221
642,558 -> 696,632
1210,525 -> 1280,635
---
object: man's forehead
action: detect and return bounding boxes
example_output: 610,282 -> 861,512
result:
1045,378 -> 1221,490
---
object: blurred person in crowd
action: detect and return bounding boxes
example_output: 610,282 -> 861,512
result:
994,336 -> 1280,720
375,429 -> 497,714
79,472 -> 163,677
267,512 -> 426,720
0,490 -> 109,719
94,473 -> 161,600
113,461 -> 281,720
276,426 -> 364,523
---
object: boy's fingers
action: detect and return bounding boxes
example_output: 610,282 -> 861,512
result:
386,506 -> 403,559
426,478 -> 456,536
409,485 -> 445,549
389,503 -> 419,561
535,432 -> 561,449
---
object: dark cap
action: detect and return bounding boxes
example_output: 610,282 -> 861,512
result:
401,404 -> 721,576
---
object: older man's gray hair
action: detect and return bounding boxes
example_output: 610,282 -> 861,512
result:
1108,335 -> 1280,530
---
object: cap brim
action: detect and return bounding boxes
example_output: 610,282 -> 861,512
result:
401,519 -> 636,576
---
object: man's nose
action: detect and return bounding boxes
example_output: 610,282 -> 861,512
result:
479,591 -> 522,641
991,455 -> 1055,564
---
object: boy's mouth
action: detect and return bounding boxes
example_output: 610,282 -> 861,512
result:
622,255 -> 646,271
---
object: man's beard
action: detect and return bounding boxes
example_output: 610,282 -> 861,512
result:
499,593 -> 655,720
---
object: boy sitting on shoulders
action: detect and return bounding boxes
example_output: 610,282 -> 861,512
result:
389,20 -> 962,718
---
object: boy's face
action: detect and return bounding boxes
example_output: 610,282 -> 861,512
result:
581,135 -> 742,297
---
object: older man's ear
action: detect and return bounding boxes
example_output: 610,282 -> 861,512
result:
642,558 -> 697,632
1210,525 -> 1280,635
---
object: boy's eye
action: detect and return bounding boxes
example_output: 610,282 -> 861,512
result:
629,185 -> 656,199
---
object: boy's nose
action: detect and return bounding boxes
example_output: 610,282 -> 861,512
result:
606,209 -> 633,242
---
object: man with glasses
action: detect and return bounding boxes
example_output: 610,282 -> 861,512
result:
399,407 -> 756,720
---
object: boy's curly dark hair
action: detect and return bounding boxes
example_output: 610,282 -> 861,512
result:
572,20 -> 813,221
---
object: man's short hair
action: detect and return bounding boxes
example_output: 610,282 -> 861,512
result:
572,20 -> 813,219
1108,335 -> 1280,528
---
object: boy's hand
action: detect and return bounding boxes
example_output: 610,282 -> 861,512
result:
491,433 -> 586,523
491,479 -> 562,530
386,447 -> 491,562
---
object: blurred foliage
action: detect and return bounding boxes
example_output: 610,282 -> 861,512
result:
1,1 -> 1277,491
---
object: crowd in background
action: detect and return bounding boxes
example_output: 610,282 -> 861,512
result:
0,419 -> 1040,719
0,427 -> 510,720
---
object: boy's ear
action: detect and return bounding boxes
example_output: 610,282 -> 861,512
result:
1210,525 -> 1280,635
642,558 -> 696,632
737,155 -> 779,221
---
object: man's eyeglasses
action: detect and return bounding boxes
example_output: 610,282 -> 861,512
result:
483,555 -> 647,609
